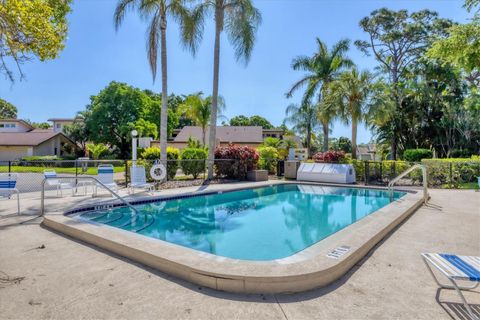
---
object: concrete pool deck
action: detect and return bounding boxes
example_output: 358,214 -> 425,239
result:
41,182 -> 425,294
0,184 -> 479,319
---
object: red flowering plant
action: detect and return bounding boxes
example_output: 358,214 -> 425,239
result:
312,150 -> 346,163
214,144 -> 259,179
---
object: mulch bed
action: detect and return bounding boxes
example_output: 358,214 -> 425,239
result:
156,178 -> 239,190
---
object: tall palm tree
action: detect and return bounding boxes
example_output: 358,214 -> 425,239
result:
284,103 -> 320,156
178,92 -> 226,146
114,0 -> 190,163
286,38 -> 352,151
324,68 -> 373,159
184,0 -> 262,179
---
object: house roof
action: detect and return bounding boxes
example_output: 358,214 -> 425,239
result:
47,118 -> 74,122
0,119 -> 34,130
173,126 -> 264,143
357,144 -> 377,154
0,129 -> 71,146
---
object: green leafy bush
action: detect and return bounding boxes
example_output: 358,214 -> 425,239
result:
403,149 -> 432,162
449,149 -> 473,158
422,158 -> 480,188
180,148 -> 207,178
140,147 -> 179,180
257,146 -> 278,174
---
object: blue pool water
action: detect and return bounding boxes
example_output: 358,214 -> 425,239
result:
77,184 -> 405,261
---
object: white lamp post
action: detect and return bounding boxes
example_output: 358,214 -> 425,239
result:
131,130 -> 138,166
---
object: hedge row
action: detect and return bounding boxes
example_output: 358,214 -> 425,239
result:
348,158 -> 480,188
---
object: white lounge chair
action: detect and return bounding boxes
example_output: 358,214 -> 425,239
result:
422,253 -> 480,319
94,164 -> 119,196
44,170 -> 74,197
0,173 -> 20,214
128,166 -> 154,195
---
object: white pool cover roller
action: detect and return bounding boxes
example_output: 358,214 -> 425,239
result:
296,163 -> 356,184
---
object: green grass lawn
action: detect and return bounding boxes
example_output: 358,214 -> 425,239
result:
440,182 -> 479,189
0,166 -> 125,174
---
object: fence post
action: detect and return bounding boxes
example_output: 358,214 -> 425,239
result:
125,160 -> 129,185
379,162 -> 383,184
75,160 -> 78,193
392,161 -> 396,181
449,162 -> 453,188
364,161 -> 369,185
8,161 -> 11,174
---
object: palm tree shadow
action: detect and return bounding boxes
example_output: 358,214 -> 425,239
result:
435,288 -> 480,320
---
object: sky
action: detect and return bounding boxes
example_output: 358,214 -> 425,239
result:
0,0 -> 471,143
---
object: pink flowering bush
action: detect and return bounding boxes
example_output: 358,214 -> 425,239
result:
313,150 -> 346,163
214,144 -> 259,179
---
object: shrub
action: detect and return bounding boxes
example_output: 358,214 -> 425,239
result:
257,146 -> 278,174
180,148 -> 207,178
449,149 -> 473,158
422,158 -> 480,187
140,147 -> 179,180
86,143 -> 109,160
214,144 -> 259,179
403,149 -> 432,162
313,150 -> 346,163
21,155 -> 61,161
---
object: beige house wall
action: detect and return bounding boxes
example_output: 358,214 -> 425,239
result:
33,136 -> 74,157
0,146 -> 33,161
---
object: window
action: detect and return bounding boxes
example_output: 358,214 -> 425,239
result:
0,124 -> 4,128
56,123 -> 61,129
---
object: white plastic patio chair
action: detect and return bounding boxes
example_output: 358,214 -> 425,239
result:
128,166 -> 154,195
94,164 -> 119,196
0,173 -> 20,214
44,170 -> 74,197
422,253 -> 480,319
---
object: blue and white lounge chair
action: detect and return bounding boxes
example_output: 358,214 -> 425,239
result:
422,253 -> 480,319
44,170 -> 74,197
94,164 -> 119,196
0,173 -> 20,214
128,166 -> 154,195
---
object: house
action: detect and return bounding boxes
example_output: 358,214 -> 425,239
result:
0,119 -> 76,161
356,144 -> 380,160
48,118 -> 74,133
153,126 -> 286,150
165,126 -> 264,150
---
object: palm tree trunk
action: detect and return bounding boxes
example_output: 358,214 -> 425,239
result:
202,125 -> 206,147
322,120 -> 329,152
351,119 -> 358,159
207,5 -> 222,180
159,19 -> 168,163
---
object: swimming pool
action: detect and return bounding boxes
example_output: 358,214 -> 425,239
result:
76,184 -> 405,261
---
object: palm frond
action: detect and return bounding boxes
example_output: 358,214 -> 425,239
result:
146,10 -> 161,81
224,0 -> 262,64
178,1 -> 208,56
113,0 -> 138,30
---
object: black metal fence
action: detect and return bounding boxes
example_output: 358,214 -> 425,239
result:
0,159 -> 245,197
1,158 -> 478,198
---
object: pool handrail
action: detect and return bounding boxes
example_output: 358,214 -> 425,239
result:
388,164 -> 428,204
41,176 -> 138,216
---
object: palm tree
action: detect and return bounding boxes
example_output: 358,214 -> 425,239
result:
185,0 -> 262,179
286,38 -> 352,151
178,92 -> 226,146
114,0 -> 190,163
284,103 -> 320,156
324,68 -> 373,159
